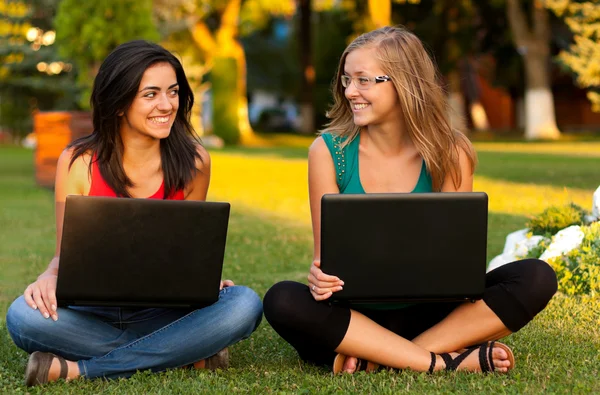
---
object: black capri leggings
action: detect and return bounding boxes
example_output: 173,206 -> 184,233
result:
263,259 -> 557,366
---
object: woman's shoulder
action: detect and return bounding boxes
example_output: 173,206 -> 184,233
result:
315,131 -> 355,155
57,147 -> 92,175
55,147 -> 93,195
319,131 -> 348,145
193,143 -> 211,172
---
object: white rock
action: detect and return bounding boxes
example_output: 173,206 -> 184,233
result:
502,229 -> 528,255
514,235 -> 547,258
487,233 -> 547,273
539,225 -> 585,261
487,254 -> 513,273
592,185 -> 600,220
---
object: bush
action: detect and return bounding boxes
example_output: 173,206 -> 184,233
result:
526,203 -> 589,236
549,222 -> 600,296
527,222 -> 600,296
524,237 -> 551,259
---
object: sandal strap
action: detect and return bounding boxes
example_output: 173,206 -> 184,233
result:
443,347 -> 477,371
479,341 -> 495,373
56,355 -> 68,380
439,353 -> 453,370
428,352 -> 436,374
356,358 -> 369,371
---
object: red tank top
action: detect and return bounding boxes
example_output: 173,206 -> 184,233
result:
88,157 -> 185,200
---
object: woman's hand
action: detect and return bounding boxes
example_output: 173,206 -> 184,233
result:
220,279 -> 235,290
308,260 -> 344,301
24,271 -> 59,321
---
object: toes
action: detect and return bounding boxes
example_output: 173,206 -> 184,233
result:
492,347 -> 508,360
343,357 -> 357,373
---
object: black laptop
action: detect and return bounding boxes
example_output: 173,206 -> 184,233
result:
56,195 -> 230,308
320,192 -> 488,304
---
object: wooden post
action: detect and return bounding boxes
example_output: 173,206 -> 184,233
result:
34,111 -> 92,188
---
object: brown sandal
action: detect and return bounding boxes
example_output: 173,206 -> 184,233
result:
193,348 -> 229,370
333,353 -> 380,374
25,351 -> 68,387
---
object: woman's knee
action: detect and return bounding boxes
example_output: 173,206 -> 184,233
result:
520,259 -> 558,303
6,296 -> 49,350
263,281 -> 309,326
222,285 -> 263,332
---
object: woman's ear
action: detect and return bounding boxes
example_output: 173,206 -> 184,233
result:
117,111 -> 124,117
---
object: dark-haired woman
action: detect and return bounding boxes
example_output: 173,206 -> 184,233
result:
6,40 -> 262,386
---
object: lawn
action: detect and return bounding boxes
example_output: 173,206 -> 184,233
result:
0,140 -> 599,394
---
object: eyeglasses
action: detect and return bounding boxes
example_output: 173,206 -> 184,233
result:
340,75 -> 391,90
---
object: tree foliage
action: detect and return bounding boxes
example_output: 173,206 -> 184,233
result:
546,0 -> 600,111
0,0 -> 76,136
54,0 -> 159,108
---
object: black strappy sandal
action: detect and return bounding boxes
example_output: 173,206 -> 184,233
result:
333,353 -> 380,374
428,341 -> 515,374
25,351 -> 69,387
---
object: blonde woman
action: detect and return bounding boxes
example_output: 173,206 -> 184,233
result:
263,26 -> 557,374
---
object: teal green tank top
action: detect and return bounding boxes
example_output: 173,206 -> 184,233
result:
322,132 -> 433,194
321,132 -> 433,310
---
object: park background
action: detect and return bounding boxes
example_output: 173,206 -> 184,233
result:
1,0 -> 599,393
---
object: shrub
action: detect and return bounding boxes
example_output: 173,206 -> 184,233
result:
527,203 -> 589,236
548,222 -> 600,296
524,237 -> 551,259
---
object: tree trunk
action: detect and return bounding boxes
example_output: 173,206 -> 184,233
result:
446,70 -> 467,133
298,0 -> 315,135
189,0 -> 254,145
212,57 -> 240,144
469,101 -> 490,131
215,0 -> 255,145
523,46 -> 560,139
506,0 -> 560,140
369,0 -> 391,29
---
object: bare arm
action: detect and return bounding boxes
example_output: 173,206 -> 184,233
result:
441,147 -> 474,192
184,145 -> 211,201
307,137 -> 344,300
24,148 -> 89,319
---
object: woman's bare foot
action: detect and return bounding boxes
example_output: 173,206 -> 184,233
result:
334,354 -> 379,374
342,356 -> 358,373
435,343 -> 515,373
339,342 -> 514,374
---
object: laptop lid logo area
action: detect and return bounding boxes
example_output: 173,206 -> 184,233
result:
320,192 -> 488,304
56,196 -> 230,308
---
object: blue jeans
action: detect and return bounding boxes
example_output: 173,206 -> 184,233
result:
5,285 -> 263,379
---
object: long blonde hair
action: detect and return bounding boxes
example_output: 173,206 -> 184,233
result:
321,26 -> 476,191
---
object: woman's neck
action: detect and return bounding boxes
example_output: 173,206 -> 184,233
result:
362,122 -> 413,157
120,131 -> 162,170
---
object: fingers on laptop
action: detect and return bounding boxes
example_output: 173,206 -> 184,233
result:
308,275 -> 344,301
310,261 -> 343,284
309,283 -> 333,301
220,279 -> 235,290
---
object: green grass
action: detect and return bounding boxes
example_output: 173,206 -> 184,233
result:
1,143 -> 599,394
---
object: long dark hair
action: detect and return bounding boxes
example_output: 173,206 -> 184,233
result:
69,40 -> 202,198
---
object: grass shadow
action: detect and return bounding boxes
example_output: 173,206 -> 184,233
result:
487,212 -> 529,262
477,151 -> 600,191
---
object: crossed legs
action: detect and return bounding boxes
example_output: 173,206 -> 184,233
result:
264,259 -> 558,373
